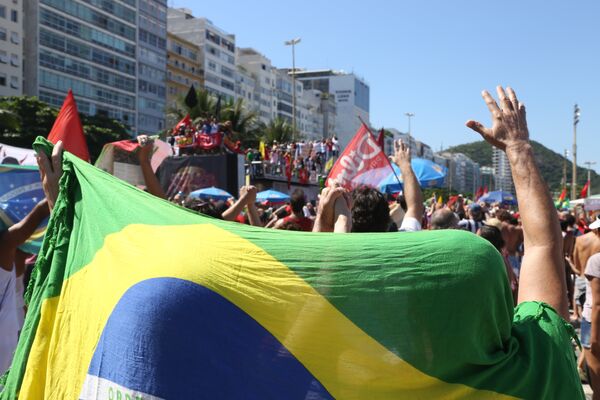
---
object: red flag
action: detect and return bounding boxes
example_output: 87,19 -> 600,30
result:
581,181 -> 590,198
483,185 -> 489,194
558,187 -> 567,202
326,123 -> 397,190
376,128 -> 385,150
475,186 -> 484,200
172,114 -> 192,134
47,90 -> 90,161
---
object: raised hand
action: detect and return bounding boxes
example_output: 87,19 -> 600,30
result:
466,86 -> 529,151
313,181 -> 347,232
390,139 -> 410,167
240,185 -> 257,205
137,135 -> 154,162
36,140 -> 64,211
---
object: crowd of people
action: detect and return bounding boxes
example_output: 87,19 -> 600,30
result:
2,86 -> 599,397
245,137 -> 341,183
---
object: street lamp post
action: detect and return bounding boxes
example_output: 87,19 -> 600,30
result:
584,161 -> 597,197
285,37 -> 301,141
404,112 -> 414,150
572,104 -> 580,200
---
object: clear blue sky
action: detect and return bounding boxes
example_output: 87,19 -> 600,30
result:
174,0 -> 600,172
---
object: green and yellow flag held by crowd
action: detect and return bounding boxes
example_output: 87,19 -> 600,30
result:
1,138 -> 583,399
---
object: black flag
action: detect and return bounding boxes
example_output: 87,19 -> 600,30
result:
214,95 -> 222,121
184,85 -> 198,109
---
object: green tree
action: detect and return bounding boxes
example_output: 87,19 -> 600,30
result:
262,118 -> 294,144
0,96 -> 130,162
81,114 -> 130,162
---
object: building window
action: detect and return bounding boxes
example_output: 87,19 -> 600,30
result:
10,31 -> 19,44
10,76 -> 17,89
0,28 -> 6,41
208,61 -> 216,71
10,9 -> 17,22
0,6 -> 5,18
0,74 -> 5,86
0,51 -> 7,64
10,53 -> 18,66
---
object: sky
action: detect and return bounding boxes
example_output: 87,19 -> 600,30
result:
173,0 -> 600,172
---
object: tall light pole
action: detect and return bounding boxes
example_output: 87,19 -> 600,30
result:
572,104 -> 580,200
285,37 -> 301,141
405,112 -> 414,150
584,161 -> 597,197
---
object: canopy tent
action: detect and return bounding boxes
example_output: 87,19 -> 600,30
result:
479,190 -> 518,206
189,187 -> 234,201
378,159 -> 447,193
256,189 -> 290,203
570,194 -> 600,211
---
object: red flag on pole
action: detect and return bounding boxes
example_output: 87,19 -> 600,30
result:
376,128 -> 385,150
172,114 -> 192,134
558,187 -> 567,202
326,123 -> 397,190
47,90 -> 90,162
581,181 -> 590,198
483,185 -> 489,194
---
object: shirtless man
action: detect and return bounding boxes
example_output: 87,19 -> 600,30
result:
573,216 -> 600,311
496,209 -> 524,276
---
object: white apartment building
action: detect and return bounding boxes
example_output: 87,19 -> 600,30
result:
493,147 -> 514,192
274,68 -> 307,133
168,8 -> 236,101
236,47 -> 276,125
0,0 -> 22,95
24,0 -> 168,135
235,66 -> 255,105
294,69 -> 370,149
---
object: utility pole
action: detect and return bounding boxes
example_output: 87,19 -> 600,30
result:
404,112 -> 414,151
562,149 -> 568,189
572,104 -> 580,200
284,38 -> 301,141
584,161 -> 597,197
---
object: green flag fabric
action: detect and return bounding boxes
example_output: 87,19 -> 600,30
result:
1,138 -> 584,399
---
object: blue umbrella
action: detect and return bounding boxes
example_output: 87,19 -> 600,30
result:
379,159 -> 447,193
189,186 -> 234,201
479,190 -> 517,206
256,189 -> 290,203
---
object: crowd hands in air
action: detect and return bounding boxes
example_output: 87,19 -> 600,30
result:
30,87 -> 600,395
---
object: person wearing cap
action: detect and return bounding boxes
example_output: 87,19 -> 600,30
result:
458,203 -> 485,233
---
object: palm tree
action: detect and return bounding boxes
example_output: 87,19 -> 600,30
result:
221,98 -> 261,148
262,118 -> 294,144
166,87 -> 216,125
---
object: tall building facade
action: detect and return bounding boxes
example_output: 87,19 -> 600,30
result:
167,8 -> 236,101
166,32 -> 201,111
493,147 -> 514,192
236,48 -> 276,125
0,0 -> 22,95
295,69 -> 370,148
136,0 -> 168,134
23,0 -> 167,135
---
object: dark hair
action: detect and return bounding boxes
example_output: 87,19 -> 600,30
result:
564,213 -> 576,226
478,225 -> 505,252
351,185 -> 390,232
184,199 -> 223,219
213,200 -> 229,216
290,189 -> 306,214
496,209 -> 512,222
279,220 -> 303,231
430,209 -> 459,230
396,194 -> 407,212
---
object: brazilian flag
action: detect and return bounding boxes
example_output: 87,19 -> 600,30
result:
1,138 -> 584,399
